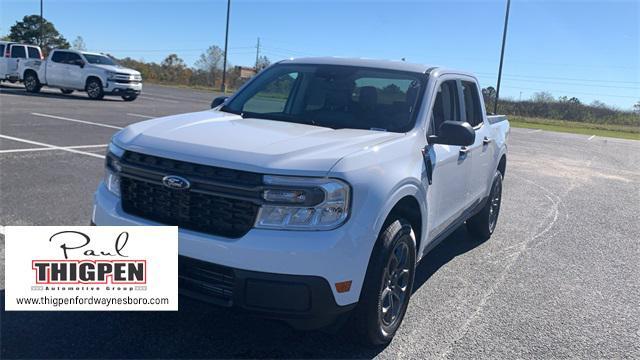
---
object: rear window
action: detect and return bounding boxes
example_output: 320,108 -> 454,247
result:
10,45 -> 26,58
51,51 -> 68,63
27,46 -> 41,59
0,45 -> 5,57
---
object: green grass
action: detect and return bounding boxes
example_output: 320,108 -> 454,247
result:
509,116 -> 640,141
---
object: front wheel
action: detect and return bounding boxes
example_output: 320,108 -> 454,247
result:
351,218 -> 416,345
121,94 -> 138,102
86,78 -> 104,100
467,170 -> 503,240
24,72 -> 42,93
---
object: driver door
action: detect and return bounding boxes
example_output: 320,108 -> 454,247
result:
425,79 -> 474,239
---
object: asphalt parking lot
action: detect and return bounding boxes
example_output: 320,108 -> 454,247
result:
1,82 -> 639,359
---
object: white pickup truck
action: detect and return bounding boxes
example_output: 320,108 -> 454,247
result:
93,57 -> 509,344
19,49 -> 142,101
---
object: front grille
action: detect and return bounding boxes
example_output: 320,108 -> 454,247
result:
123,152 -> 262,187
179,256 -> 235,305
119,151 -> 262,238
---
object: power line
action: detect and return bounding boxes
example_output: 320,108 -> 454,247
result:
475,75 -> 640,90
476,72 -> 640,85
500,85 -> 638,99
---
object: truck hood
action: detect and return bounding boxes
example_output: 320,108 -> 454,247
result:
89,64 -> 140,76
114,110 -> 404,175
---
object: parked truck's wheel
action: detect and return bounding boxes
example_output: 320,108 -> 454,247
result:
86,78 -> 104,100
467,170 -> 503,240
121,94 -> 138,102
24,72 -> 42,93
351,218 -> 416,345
60,89 -> 74,95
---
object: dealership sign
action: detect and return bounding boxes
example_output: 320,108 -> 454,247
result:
5,226 -> 178,311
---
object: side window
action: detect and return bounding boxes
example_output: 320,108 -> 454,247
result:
51,51 -> 67,63
66,53 -> 82,65
0,45 -> 5,57
243,72 -> 299,113
430,80 -> 460,135
461,81 -> 483,127
27,47 -> 41,59
10,45 -> 26,58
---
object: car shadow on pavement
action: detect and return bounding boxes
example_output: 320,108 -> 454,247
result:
0,225 -> 481,359
0,85 -> 121,102
412,224 -> 484,294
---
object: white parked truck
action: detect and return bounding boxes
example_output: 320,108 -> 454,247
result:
93,57 -> 509,344
0,41 -> 43,82
19,49 -> 142,101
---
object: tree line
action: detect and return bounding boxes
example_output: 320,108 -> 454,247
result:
483,87 -> 639,127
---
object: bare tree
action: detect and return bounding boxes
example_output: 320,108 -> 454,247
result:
195,45 -> 224,87
531,91 -> 554,103
72,36 -> 86,51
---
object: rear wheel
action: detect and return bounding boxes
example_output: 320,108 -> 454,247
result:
24,72 -> 42,93
467,170 -> 503,240
351,218 -> 416,345
86,78 -> 104,100
60,89 -> 74,95
121,94 -> 138,102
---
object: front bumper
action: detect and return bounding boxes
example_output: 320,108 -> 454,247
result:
179,255 -> 355,329
104,80 -> 142,95
93,183 -> 373,308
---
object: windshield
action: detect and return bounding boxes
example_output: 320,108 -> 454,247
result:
222,64 -> 426,132
83,54 -> 117,66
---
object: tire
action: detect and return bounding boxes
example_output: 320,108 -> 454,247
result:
24,72 -> 42,93
351,218 -> 416,345
467,170 -> 503,240
121,94 -> 138,102
85,78 -> 104,100
60,89 -> 74,95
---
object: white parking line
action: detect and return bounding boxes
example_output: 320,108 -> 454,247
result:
0,134 -> 105,159
31,112 -> 123,130
588,135 -> 596,140
0,144 -> 107,154
528,129 -> 542,134
0,225 -> 4,235
141,95 -> 180,103
127,113 -> 155,119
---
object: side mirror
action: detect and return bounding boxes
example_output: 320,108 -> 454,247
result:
428,121 -> 475,146
211,96 -> 228,108
73,59 -> 84,68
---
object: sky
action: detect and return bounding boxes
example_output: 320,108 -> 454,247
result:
1,0 -> 638,109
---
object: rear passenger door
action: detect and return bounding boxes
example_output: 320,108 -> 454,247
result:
47,51 -> 68,87
460,79 -> 494,202
8,45 -> 27,74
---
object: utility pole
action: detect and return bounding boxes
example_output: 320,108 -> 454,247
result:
221,0 -> 231,93
494,0 -> 511,115
255,37 -> 260,70
40,0 -> 44,47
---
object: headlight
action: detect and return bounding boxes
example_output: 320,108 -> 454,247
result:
106,71 -> 117,80
255,176 -> 350,230
104,143 -> 124,196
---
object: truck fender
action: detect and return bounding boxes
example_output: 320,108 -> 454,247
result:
371,180 -> 427,251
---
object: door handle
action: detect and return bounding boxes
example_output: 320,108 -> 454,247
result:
483,137 -> 493,145
459,146 -> 470,156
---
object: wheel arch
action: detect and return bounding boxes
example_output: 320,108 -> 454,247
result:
372,182 -> 427,257
85,75 -> 102,89
497,153 -> 507,176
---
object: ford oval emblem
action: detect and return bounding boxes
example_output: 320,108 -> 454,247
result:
162,175 -> 191,190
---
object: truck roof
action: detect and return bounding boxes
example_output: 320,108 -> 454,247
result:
278,57 -> 476,78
